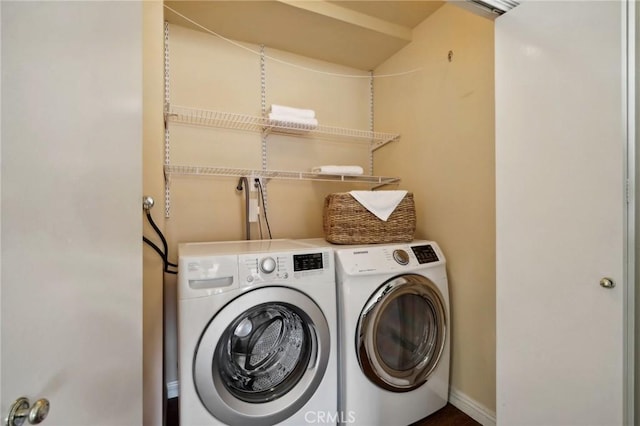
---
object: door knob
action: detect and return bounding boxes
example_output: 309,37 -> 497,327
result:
600,277 -> 615,289
5,397 -> 49,426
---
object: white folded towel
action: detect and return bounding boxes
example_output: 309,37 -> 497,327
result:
270,104 -> 316,119
349,190 -> 408,221
268,113 -> 318,129
312,165 -> 364,175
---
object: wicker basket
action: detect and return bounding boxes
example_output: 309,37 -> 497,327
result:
323,192 -> 416,244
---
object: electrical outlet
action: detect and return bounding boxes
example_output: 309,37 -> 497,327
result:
253,177 -> 263,191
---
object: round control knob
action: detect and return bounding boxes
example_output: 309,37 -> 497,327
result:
260,257 -> 277,274
393,249 -> 410,265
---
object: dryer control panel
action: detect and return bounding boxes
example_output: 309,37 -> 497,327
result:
411,244 -> 440,264
335,241 -> 445,276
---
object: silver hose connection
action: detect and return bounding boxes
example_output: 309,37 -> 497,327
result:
143,196 -> 155,211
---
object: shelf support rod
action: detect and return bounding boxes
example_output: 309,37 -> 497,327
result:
164,21 -> 172,218
369,70 -> 374,176
260,45 -> 269,215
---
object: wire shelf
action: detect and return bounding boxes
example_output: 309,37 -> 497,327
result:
164,165 -> 400,186
165,104 -> 400,151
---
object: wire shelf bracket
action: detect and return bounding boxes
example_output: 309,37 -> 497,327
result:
164,165 -> 400,188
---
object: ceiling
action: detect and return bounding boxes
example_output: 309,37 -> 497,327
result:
163,1 -> 446,70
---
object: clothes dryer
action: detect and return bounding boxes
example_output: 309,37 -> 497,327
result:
330,240 -> 450,425
177,239 -> 337,426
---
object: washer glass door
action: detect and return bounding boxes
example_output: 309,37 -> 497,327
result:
356,274 -> 447,392
193,286 -> 330,425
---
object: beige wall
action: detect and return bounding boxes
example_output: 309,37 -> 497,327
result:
374,4 -> 496,412
143,2 -> 165,425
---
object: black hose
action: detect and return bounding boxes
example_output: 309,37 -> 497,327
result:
142,204 -> 178,274
145,211 -> 177,267
257,180 -> 272,239
143,236 -> 177,274
143,236 -> 165,260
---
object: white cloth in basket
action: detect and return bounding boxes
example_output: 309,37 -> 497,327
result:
349,190 -> 408,221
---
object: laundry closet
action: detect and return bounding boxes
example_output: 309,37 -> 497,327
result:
153,1 -> 496,423
144,1 -> 638,424
1,1 -> 633,425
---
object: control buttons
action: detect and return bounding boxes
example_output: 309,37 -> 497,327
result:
259,257 -> 277,274
392,249 -> 410,265
411,245 -> 439,264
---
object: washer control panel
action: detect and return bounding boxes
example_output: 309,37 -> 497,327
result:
179,241 -> 335,298
239,249 -> 332,286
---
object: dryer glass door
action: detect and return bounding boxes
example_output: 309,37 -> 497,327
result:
356,274 -> 447,392
193,286 -> 330,425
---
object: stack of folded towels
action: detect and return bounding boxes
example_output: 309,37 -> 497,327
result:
268,104 -> 318,130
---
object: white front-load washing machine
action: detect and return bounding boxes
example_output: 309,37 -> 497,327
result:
177,239 -> 337,426
332,240 -> 450,426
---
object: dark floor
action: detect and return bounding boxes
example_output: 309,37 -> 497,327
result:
166,398 -> 480,425
410,404 -> 481,426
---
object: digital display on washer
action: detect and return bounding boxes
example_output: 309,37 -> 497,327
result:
411,245 -> 439,264
293,252 -> 324,271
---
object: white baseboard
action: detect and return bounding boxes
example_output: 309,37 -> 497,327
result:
449,386 -> 496,426
167,380 -> 179,399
